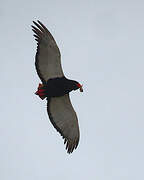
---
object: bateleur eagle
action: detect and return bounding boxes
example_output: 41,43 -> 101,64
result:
31,20 -> 83,153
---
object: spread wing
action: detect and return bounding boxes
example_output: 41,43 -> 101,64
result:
47,94 -> 80,153
32,20 -> 64,84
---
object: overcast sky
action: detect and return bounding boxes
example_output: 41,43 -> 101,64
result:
1,0 -> 144,179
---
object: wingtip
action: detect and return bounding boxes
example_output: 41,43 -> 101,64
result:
32,20 -> 37,25
37,20 -> 41,24
32,20 -> 36,24
32,20 -> 41,24
31,25 -> 35,29
65,138 -> 79,154
32,20 -> 41,26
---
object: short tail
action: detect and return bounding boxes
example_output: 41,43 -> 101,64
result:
35,83 -> 47,100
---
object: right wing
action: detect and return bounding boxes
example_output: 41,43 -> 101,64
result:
47,94 -> 80,153
32,20 -> 64,84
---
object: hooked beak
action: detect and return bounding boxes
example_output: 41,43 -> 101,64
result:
77,83 -> 83,92
80,85 -> 83,92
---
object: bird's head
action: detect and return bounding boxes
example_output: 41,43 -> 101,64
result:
71,81 -> 83,92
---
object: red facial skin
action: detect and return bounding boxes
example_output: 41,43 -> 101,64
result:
77,83 -> 83,92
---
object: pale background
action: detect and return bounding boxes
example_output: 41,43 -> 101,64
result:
1,0 -> 144,179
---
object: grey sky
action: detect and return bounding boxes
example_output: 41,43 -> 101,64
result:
1,0 -> 144,179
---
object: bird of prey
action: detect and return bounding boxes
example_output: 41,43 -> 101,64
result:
31,20 -> 83,153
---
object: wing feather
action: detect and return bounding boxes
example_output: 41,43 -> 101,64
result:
32,21 -> 64,83
47,94 -> 80,153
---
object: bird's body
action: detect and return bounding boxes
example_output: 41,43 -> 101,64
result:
36,77 -> 82,99
32,20 -> 83,153
46,77 -> 72,98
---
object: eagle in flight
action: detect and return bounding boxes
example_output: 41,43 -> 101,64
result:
31,21 -> 83,153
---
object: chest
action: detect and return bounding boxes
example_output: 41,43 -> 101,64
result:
45,77 -> 72,97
